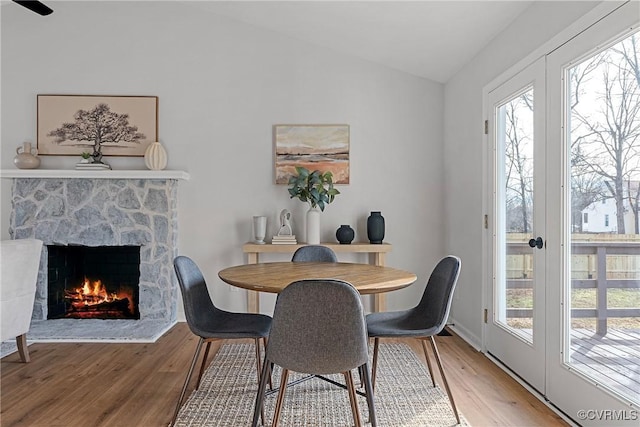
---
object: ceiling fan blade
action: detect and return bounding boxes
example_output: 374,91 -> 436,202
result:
12,0 -> 53,16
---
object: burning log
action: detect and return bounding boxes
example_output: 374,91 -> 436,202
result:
63,277 -> 136,318
68,298 -> 131,313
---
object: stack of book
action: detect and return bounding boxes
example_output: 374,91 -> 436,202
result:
75,162 -> 112,170
271,235 -> 297,245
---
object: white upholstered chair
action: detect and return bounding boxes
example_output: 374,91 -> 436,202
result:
0,239 -> 43,362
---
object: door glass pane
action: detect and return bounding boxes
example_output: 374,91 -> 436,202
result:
567,30 -> 640,403
496,86 -> 535,344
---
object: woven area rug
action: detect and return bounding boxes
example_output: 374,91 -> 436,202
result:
174,342 -> 469,426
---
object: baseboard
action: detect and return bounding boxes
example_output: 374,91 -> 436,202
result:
445,317 -> 482,351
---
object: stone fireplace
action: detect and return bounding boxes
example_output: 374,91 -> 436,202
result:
6,171 -> 188,341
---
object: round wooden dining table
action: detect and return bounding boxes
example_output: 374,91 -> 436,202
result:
218,261 -> 417,295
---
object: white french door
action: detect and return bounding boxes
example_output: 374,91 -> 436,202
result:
546,2 -> 639,424
486,2 -> 640,424
486,57 -> 547,393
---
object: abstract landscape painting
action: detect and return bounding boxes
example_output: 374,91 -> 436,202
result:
274,124 -> 350,184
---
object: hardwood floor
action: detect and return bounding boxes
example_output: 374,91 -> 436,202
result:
1,323 -> 568,426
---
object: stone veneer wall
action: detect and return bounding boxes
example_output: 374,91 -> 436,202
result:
9,178 -> 179,323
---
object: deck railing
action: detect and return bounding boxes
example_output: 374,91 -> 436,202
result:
505,239 -> 640,335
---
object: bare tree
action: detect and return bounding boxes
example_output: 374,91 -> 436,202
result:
48,103 -> 145,162
626,180 -> 640,233
614,33 -> 640,87
571,155 -> 607,232
504,92 -> 534,233
570,34 -> 640,234
568,54 -> 609,232
615,34 -> 640,233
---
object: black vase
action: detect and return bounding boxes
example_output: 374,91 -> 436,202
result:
367,211 -> 385,244
336,225 -> 355,244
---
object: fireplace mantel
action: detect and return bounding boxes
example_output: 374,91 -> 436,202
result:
0,169 -> 190,180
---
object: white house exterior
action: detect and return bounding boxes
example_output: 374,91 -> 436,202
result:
581,181 -> 639,233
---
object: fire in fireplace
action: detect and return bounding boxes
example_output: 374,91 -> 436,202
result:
47,245 -> 141,320
65,277 -> 135,317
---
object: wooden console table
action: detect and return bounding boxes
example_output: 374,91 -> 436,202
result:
242,242 -> 393,313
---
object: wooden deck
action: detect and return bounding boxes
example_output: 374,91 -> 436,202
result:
570,328 -> 640,401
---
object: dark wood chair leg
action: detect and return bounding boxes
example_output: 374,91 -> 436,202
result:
429,336 -> 461,424
170,338 -> 204,426
420,338 -> 437,387
371,337 -> 380,391
345,371 -> 362,427
272,369 -> 290,427
16,334 -> 30,363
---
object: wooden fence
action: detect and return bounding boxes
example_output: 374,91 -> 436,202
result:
505,236 -> 640,335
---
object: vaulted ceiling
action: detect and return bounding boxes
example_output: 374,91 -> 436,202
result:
6,0 -> 535,84
191,1 -> 534,83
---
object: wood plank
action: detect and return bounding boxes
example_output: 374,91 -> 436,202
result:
571,330 -> 640,364
569,328 -> 640,397
409,334 -> 568,426
604,328 -> 640,356
1,324 -> 566,427
570,351 -> 640,398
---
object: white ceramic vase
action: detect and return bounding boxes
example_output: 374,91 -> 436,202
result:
144,141 -> 168,170
14,142 -> 40,169
253,216 -> 267,244
306,206 -> 321,244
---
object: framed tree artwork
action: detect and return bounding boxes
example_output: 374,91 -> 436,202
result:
274,124 -> 350,184
37,95 -> 158,157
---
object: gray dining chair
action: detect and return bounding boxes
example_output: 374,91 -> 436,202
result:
291,245 -> 338,262
171,256 -> 272,426
251,279 -> 376,427
366,255 -> 461,425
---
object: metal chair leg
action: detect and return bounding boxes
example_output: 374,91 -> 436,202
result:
254,338 -> 262,383
195,340 -> 213,389
361,363 -> 377,427
269,361 -> 275,390
345,371 -> 362,427
251,356 -> 272,427
272,369 -> 290,427
170,338 -> 205,426
429,336 -> 461,425
253,338 -> 267,424
371,337 -> 380,391
262,337 -> 273,389
420,339 -> 437,387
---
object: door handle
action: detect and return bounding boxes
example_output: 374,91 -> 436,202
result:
528,237 -> 543,249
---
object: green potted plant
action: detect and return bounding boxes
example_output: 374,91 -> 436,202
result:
288,166 -> 340,244
79,152 -> 92,164
288,166 -> 340,211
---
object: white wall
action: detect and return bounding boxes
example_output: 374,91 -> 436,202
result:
444,1 -> 603,345
1,1 -> 444,316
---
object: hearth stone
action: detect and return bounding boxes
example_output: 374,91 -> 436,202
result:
9,177 -> 180,339
0,319 -> 173,358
